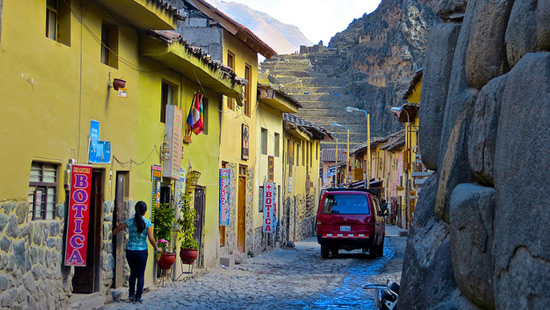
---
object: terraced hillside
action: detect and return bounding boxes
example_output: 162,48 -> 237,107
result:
260,0 -> 438,150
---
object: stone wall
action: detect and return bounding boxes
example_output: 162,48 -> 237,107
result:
400,0 -> 550,308
0,200 -> 71,310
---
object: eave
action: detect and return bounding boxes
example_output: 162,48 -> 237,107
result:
95,0 -> 179,30
141,35 -> 243,103
258,84 -> 300,113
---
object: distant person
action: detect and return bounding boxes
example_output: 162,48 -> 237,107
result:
113,201 -> 162,303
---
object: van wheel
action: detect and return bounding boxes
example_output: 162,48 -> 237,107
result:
330,248 -> 339,255
376,242 -> 384,257
321,244 -> 329,259
368,246 -> 378,258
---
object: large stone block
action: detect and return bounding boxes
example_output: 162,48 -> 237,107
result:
468,75 -> 507,185
504,0 -> 544,67
494,52 -> 550,309
450,183 -> 496,309
436,0 -> 479,223
465,0 -> 513,89
398,175 -> 467,309
418,23 -> 461,170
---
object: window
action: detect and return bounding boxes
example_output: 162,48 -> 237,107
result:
261,128 -> 268,155
274,133 -> 280,157
101,23 -> 118,68
322,194 -> 370,215
46,0 -> 70,46
258,186 -> 264,212
28,162 -> 58,220
227,51 -> 235,110
202,97 -> 208,135
244,64 -> 252,117
161,82 -> 175,123
310,142 -> 313,167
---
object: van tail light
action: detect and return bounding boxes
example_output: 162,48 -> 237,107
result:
317,219 -> 322,225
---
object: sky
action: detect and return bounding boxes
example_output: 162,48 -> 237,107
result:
204,0 -> 382,44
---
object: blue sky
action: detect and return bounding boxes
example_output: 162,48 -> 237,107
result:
205,0 -> 382,44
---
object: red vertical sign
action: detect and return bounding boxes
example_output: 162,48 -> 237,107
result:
263,182 -> 276,233
64,165 -> 92,266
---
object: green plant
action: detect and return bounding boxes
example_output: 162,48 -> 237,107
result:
176,192 -> 198,250
152,203 -> 175,252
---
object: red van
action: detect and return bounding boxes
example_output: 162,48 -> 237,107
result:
316,188 -> 386,258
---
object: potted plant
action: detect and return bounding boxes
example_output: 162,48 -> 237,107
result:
177,192 -> 199,264
152,203 -> 176,270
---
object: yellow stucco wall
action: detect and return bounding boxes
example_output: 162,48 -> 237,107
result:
0,0 -> 142,202
254,103 -> 284,229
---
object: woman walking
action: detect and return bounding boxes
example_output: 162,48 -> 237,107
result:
113,201 -> 162,303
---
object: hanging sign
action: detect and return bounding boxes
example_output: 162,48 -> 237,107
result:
185,170 -> 201,196
263,182 -> 276,233
163,105 -> 183,179
268,156 -> 274,182
219,169 -> 231,226
151,165 -> 162,210
64,165 -> 92,266
241,124 -> 249,160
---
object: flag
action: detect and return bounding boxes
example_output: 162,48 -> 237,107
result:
185,94 -> 195,140
192,94 -> 204,135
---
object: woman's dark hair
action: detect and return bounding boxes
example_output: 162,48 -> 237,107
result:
134,201 -> 147,233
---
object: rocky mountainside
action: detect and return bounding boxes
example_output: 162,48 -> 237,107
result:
261,0 -> 438,149
207,0 -> 313,54
399,0 -> 550,308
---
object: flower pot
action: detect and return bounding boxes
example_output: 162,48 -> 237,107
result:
157,252 -> 176,270
113,78 -> 126,90
179,248 -> 198,264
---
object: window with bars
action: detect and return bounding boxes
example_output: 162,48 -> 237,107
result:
28,162 -> 58,221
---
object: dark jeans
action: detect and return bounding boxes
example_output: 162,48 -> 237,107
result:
126,249 -> 148,298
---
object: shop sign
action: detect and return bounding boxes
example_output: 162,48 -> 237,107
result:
88,120 -> 111,164
263,182 -> 276,233
64,165 -> 92,266
268,156 -> 274,182
219,169 -> 231,226
185,170 -> 201,196
241,124 -> 249,160
163,105 -> 183,179
151,165 -> 162,210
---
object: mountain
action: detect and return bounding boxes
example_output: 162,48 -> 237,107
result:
207,0 -> 313,55
261,0 -> 438,149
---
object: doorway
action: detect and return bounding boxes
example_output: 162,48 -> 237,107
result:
72,170 -> 103,293
193,186 -> 205,268
237,175 -> 246,253
112,171 -> 128,288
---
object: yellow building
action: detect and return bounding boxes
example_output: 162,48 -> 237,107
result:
179,0 -> 277,256
136,30 -> 243,280
282,114 -> 331,243
0,0 -> 242,308
254,84 -> 300,252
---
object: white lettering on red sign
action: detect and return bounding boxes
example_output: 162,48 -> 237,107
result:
263,182 -> 276,233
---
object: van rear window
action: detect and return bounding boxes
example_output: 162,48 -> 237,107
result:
322,194 -> 370,215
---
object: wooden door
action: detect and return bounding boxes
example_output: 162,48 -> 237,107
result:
193,186 -> 205,268
112,172 -> 128,288
237,176 -> 246,253
73,171 -> 102,293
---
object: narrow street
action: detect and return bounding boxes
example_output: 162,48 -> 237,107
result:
104,225 -> 406,310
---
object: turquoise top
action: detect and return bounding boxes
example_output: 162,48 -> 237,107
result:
125,217 -> 152,251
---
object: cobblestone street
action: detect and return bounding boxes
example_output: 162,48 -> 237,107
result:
103,225 -> 406,310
